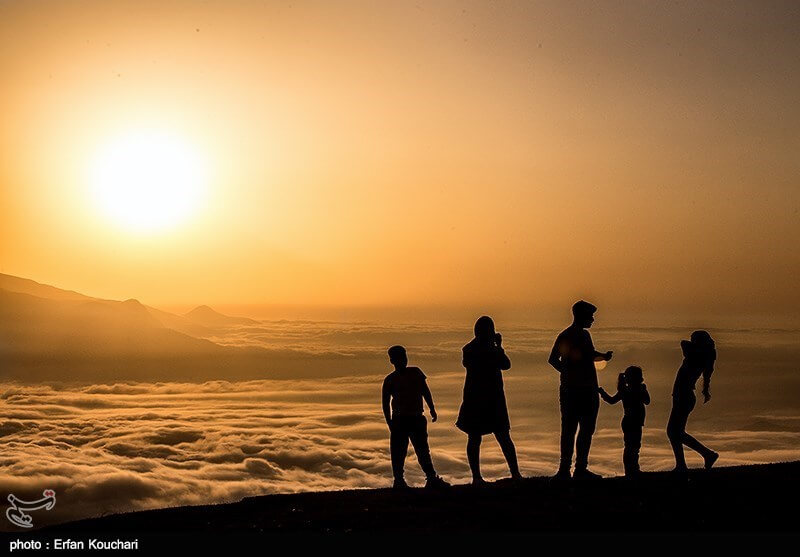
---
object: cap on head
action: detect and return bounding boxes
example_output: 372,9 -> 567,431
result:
572,300 -> 597,318
474,315 -> 495,338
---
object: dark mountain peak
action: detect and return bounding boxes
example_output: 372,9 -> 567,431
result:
184,305 -> 258,326
186,305 -> 222,318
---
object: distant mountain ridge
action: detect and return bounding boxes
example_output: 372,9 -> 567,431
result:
0,273 -> 94,302
0,273 -> 388,381
185,304 -> 259,327
0,273 -> 254,336
0,273 -> 273,381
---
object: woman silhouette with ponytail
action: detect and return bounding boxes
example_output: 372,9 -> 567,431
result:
667,330 -> 720,474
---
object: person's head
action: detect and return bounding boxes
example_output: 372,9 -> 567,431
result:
387,345 -> 408,369
474,315 -> 496,342
571,300 -> 597,328
690,330 -> 716,363
691,330 -> 715,349
624,365 -> 644,386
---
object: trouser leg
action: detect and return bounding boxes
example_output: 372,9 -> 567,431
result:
623,420 -> 642,476
559,388 -> 579,470
575,389 -> 599,471
408,416 -> 436,479
390,420 -> 409,481
667,396 -> 693,469
682,432 -> 713,458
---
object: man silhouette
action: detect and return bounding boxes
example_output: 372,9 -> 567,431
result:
548,300 -> 613,479
382,345 -> 450,489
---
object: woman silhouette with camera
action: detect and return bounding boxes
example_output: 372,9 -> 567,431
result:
456,316 -> 522,484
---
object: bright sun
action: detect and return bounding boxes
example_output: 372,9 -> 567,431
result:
89,130 -> 209,233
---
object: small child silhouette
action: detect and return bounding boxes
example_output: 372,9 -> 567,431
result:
382,345 -> 449,489
599,366 -> 650,477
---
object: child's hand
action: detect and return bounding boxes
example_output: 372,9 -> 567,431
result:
605,351 -> 614,361
430,409 -> 438,422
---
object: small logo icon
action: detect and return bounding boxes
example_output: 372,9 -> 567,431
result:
6,490 -> 57,528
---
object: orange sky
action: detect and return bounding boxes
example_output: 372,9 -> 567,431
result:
1,1 -> 798,319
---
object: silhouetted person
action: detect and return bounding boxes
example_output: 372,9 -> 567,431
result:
599,366 -> 650,477
382,345 -> 450,489
667,331 -> 719,474
456,316 -> 522,485
548,300 -> 613,479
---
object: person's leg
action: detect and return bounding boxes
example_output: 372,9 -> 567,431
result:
682,432 -> 713,458
622,419 -> 633,475
623,420 -> 642,476
494,430 -> 521,478
575,388 -> 599,472
559,387 -> 579,473
467,434 -> 483,482
667,397 -> 691,470
409,416 -> 436,479
674,393 -> 716,465
390,418 -> 410,483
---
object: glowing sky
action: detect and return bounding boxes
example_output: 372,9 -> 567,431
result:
1,1 -> 798,318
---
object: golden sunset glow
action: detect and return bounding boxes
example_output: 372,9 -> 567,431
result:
88,129 -> 209,233
1,1 -> 799,536
0,0 -> 797,316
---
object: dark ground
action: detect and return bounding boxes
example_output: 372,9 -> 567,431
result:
4,461 -> 799,549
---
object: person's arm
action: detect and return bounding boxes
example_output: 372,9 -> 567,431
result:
495,334 -> 511,371
381,378 -> 392,429
588,331 -> 612,362
599,388 -> 621,404
548,336 -> 566,373
641,384 -> 651,405
701,365 -> 714,403
422,379 -> 437,422
593,349 -> 613,361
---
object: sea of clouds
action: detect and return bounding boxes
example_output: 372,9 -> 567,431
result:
1,322 -> 798,528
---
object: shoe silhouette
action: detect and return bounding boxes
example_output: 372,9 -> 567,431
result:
425,476 -> 450,489
393,478 -> 410,490
670,466 -> 689,479
573,468 -> 602,480
551,468 -> 572,481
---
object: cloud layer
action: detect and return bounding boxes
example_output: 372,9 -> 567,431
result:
2,324 -> 799,529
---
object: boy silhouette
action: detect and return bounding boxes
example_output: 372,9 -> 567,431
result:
599,366 -> 650,477
548,300 -> 613,479
382,345 -> 449,489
